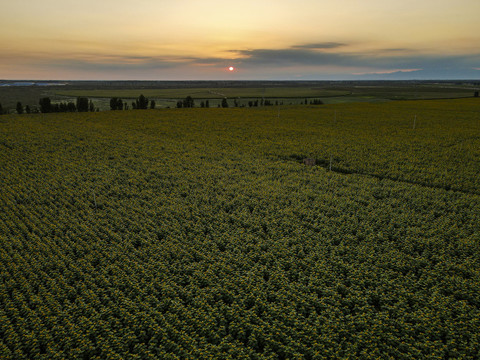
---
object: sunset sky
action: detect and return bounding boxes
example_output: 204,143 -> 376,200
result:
1,0 -> 479,80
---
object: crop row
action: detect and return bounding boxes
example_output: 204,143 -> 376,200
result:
0,99 -> 479,358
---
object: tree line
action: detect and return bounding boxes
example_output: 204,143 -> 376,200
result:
38,97 -> 96,113
110,95 -> 155,110
0,94 -> 326,115
0,94 -> 155,114
0,97 -> 98,114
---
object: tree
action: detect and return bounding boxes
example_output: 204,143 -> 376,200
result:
67,102 -> 77,112
183,96 -> 194,108
0,103 -> 3,114
25,105 -> 31,114
110,97 -> 123,110
136,94 -> 149,109
76,97 -> 89,112
89,100 -> 95,112
221,98 -> 229,108
39,97 -> 52,113
150,100 -> 156,109
16,102 -> 23,114
205,100 -> 210,108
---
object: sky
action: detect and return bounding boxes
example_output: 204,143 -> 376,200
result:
1,0 -> 479,80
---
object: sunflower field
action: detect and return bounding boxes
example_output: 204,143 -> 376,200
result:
0,99 -> 479,359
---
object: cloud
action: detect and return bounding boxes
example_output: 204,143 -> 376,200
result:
5,41 -> 480,80
217,43 -> 480,78
170,44 -> 480,79
38,54 -> 193,72
291,42 -> 346,50
234,48 -> 350,67
353,69 -> 422,76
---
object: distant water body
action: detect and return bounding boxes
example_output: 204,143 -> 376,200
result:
0,82 -> 67,87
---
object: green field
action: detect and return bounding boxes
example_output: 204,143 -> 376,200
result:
55,87 -> 351,99
1,81 -> 477,113
55,84 -> 476,106
52,84 -> 478,110
54,83 -> 477,101
1,99 -> 479,359
54,87 -> 351,109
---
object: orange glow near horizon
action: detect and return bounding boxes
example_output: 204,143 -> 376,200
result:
0,0 -> 479,79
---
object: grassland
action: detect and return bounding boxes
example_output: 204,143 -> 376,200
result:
55,84 -> 478,102
54,83 -> 477,109
1,80 -> 477,112
55,87 -> 351,99
1,99 -> 479,359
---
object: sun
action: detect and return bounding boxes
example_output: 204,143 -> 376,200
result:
228,66 -> 235,71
